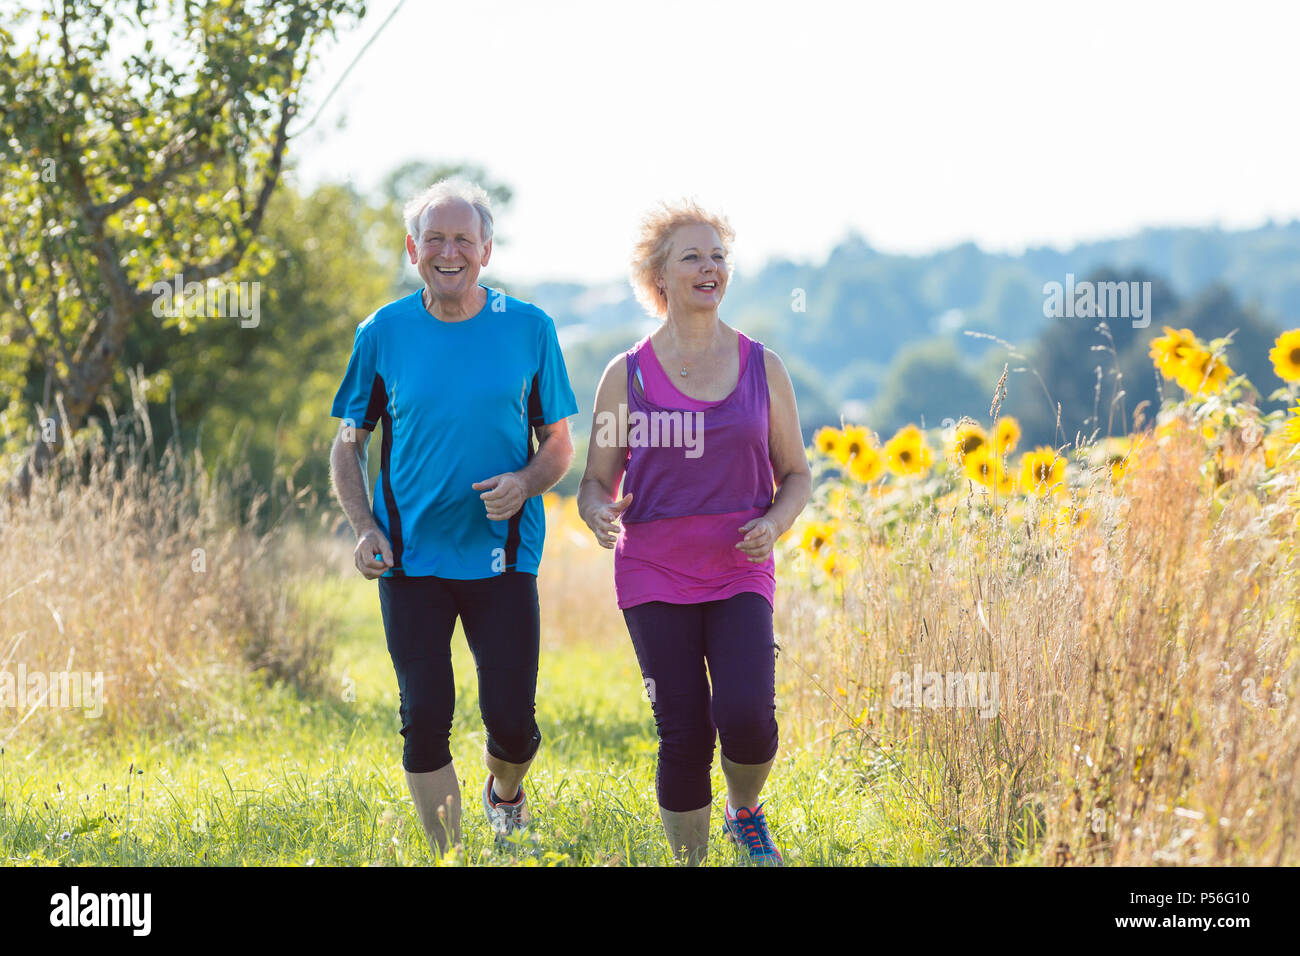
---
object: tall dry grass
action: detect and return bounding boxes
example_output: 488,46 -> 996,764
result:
535,495 -> 625,649
8,386 -> 1294,866
0,424 -> 626,748
1,412 -> 332,745
778,425 -> 1300,865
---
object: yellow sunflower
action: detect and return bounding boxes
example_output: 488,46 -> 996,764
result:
835,425 -> 872,466
995,462 -> 1018,496
1263,433 -> 1286,469
884,425 -> 933,477
1283,407 -> 1300,445
949,422 -> 988,466
1149,326 -> 1199,380
1269,329 -> 1300,383
1019,446 -> 1066,496
962,445 -> 993,485
813,426 -> 842,458
960,445 -> 1016,494
799,521 -> 836,556
821,549 -> 842,577
848,443 -> 885,483
993,417 -> 1021,456
1172,346 -> 1233,395
1093,436 -> 1132,482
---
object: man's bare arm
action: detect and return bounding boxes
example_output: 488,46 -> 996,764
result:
518,418 -> 575,497
329,421 -> 393,577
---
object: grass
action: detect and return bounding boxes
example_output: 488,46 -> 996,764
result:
0,573 -> 925,867
8,343 -> 1296,867
785,407 -> 1300,866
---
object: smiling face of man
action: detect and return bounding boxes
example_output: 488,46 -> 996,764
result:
406,198 -> 493,306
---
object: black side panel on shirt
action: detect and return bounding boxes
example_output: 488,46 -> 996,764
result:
375,372 -> 404,575
505,373 -> 543,570
363,371 -> 387,430
526,370 -> 545,427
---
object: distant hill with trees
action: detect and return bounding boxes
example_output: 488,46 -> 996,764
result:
12,131 -> 1290,499
524,221 -> 1300,450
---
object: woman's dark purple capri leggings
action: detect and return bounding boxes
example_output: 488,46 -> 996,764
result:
622,591 -> 779,813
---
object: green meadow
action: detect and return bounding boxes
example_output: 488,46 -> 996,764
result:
1,575 -> 933,867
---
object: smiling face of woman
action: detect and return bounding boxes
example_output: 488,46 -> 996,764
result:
659,223 -> 729,315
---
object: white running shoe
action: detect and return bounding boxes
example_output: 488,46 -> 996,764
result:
482,774 -> 530,839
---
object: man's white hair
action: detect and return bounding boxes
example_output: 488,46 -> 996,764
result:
403,178 -> 495,243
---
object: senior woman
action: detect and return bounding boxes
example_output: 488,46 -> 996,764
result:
578,201 -> 811,865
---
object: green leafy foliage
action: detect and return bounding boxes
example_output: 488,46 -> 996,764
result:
0,0 -> 366,488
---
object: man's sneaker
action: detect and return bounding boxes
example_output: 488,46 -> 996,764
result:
482,774 -> 530,840
723,801 -> 783,865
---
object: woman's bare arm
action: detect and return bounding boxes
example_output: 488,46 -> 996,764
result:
577,353 -> 633,547
736,348 -> 811,561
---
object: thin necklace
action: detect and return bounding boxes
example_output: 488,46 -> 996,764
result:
667,324 -> 715,377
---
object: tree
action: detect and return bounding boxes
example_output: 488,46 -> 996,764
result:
128,179 -> 393,496
0,0 -> 366,495
111,164 -> 515,504
1000,272 -> 1282,448
870,338 -> 990,435
1002,268 -> 1178,447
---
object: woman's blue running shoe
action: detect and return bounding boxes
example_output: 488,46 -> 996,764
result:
723,802 -> 783,865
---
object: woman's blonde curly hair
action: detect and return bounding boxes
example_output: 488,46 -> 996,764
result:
629,200 -> 735,318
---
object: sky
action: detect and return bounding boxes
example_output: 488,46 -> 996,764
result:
289,0 -> 1300,286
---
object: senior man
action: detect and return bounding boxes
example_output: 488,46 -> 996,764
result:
329,179 -> 577,853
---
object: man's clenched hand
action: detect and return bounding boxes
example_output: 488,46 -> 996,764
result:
355,527 -> 394,579
472,472 -> 527,521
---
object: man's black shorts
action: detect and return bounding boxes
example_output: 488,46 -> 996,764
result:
377,571 -> 542,772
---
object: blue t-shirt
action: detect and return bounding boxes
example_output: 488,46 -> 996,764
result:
331,286 -> 578,578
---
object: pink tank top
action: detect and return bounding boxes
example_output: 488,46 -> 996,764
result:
613,330 -> 776,609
